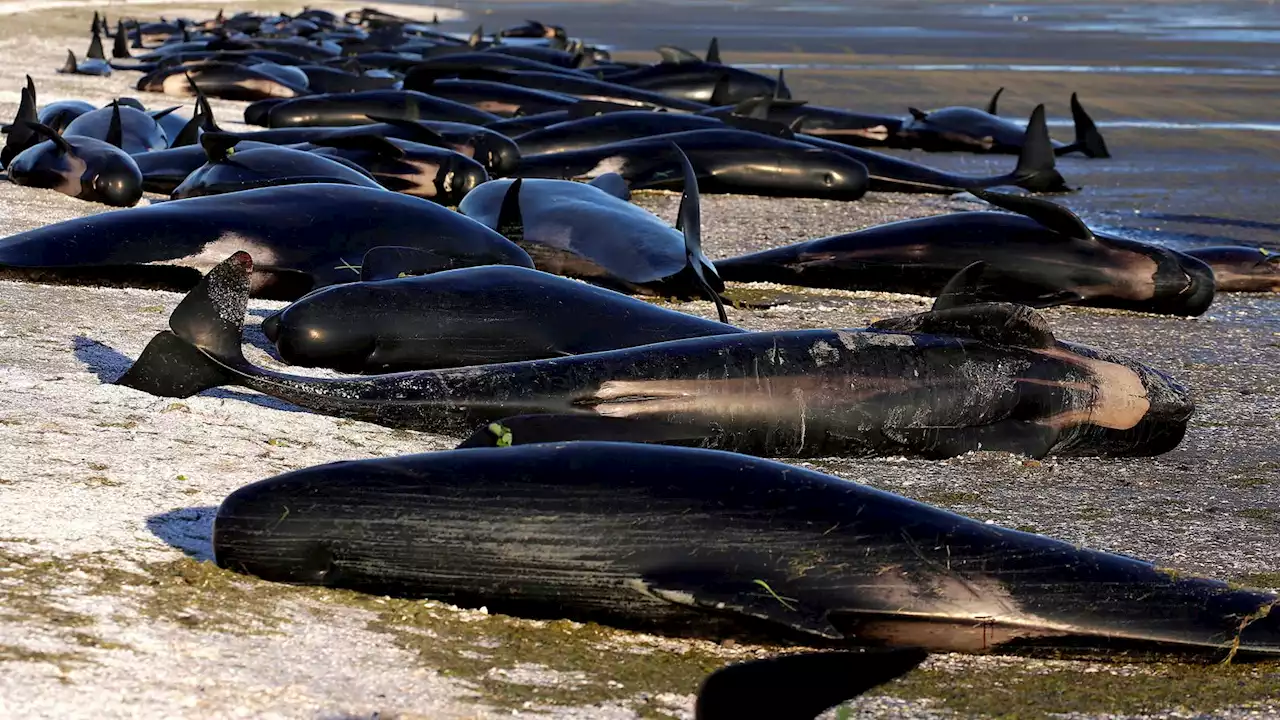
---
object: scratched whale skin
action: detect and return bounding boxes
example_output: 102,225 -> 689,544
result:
211,441 -> 1280,663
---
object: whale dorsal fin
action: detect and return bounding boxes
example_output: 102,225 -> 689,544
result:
188,74 -> 221,132
171,103 -> 204,147
87,29 -> 107,60
113,20 -> 131,59
1069,92 -> 1111,159
495,178 -> 524,242
986,87 -> 1004,115
199,131 -> 240,162
22,121 -> 74,154
932,261 -> 986,312
774,68 -> 790,100
969,189 -> 1094,241
869,303 -> 1058,349
908,107 -> 928,121
106,101 -> 123,149
3,81 -> 37,135
671,142 -> 727,323
468,25 -> 483,48
705,37 -> 721,64
60,50 -> 78,74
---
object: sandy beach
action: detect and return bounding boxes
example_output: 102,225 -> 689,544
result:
0,1 -> 1278,718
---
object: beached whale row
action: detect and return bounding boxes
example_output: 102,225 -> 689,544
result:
5,7 -> 1280,716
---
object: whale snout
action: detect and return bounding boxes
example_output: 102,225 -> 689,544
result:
474,132 -> 520,177
1167,250 -> 1216,316
444,158 -> 489,204
266,304 -> 377,372
260,310 -> 282,342
1053,342 -> 1194,457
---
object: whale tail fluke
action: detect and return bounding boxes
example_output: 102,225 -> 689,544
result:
694,648 -> 929,720
1060,92 -> 1111,159
1011,104 -> 1070,193
114,330 -> 235,398
113,252 -> 252,397
670,142 -> 728,322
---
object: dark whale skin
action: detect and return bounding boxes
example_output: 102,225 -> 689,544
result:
115,254 -> 1194,460
211,441 -> 1280,662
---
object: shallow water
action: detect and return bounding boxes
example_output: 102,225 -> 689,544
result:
737,63 -> 1280,77
465,0 -> 1278,319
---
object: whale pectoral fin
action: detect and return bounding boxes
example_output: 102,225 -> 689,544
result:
586,172 -> 630,200
629,577 -> 844,641
456,414 -> 713,449
968,188 -> 1093,240
359,246 -> 455,281
655,44 -> 699,64
363,115 -> 449,148
308,134 -> 406,159
21,121 -> 74,155
1026,290 -> 1084,308
720,114 -> 795,139
696,648 -> 928,720
731,96 -> 769,120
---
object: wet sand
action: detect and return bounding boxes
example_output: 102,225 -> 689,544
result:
0,1 -> 1278,718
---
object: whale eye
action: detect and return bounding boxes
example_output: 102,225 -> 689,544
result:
822,173 -> 835,187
